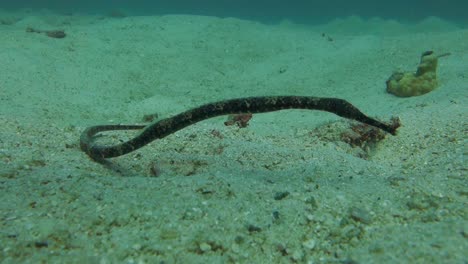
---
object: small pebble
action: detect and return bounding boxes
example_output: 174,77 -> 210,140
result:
291,249 -> 304,261
274,191 -> 290,200
247,224 -> 262,233
349,206 -> 372,224
34,241 -> 48,248
272,210 -> 280,222
302,239 -> 316,250
46,30 -> 66,39
199,242 -> 211,252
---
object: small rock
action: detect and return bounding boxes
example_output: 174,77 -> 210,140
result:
199,242 -> 211,252
349,206 -> 372,224
274,191 -> 290,200
302,239 -> 316,250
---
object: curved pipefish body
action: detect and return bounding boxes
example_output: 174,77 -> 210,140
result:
80,96 -> 400,161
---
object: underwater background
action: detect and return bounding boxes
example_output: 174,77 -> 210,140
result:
2,0 -> 468,24
0,1 -> 466,263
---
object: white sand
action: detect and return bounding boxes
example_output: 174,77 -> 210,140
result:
0,10 -> 466,263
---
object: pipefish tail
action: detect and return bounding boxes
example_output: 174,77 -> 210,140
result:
80,96 -> 400,161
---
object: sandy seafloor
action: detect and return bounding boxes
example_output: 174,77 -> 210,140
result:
0,9 -> 467,263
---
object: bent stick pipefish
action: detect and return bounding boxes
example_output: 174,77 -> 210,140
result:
80,96 -> 400,161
